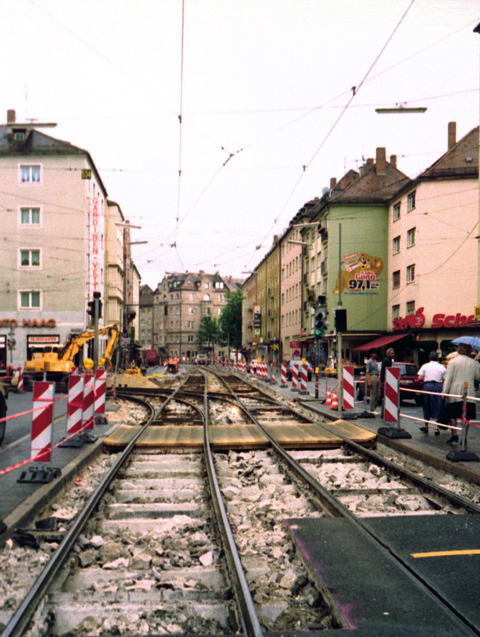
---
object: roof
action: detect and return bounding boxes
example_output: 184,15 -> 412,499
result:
157,271 -> 242,293
329,161 -> 410,205
419,126 -> 479,180
0,125 -> 108,196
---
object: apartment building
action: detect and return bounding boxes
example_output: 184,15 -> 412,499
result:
279,201 -> 317,361
139,284 -> 154,349
387,122 -> 479,364
154,271 -> 241,360
302,150 -> 410,363
0,110 -> 109,368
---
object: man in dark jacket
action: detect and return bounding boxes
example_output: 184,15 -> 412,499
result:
380,348 -> 395,383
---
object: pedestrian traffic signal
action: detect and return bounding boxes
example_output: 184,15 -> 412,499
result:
87,300 -> 96,318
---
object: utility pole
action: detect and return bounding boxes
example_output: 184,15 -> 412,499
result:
93,291 -> 101,371
337,223 -> 343,413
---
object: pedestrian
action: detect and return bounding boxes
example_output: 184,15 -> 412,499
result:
365,348 -> 380,414
443,343 -> 480,445
417,351 -> 446,435
380,348 -> 395,383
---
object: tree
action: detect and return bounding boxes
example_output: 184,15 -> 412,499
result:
219,289 -> 243,351
196,313 -> 219,351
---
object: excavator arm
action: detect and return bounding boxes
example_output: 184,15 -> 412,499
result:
58,324 -> 120,363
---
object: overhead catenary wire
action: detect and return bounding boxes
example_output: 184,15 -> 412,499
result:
253,0 -> 417,258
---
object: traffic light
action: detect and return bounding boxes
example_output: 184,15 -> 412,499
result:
87,293 -> 103,320
93,291 -> 102,319
315,307 -> 327,339
335,308 -> 347,332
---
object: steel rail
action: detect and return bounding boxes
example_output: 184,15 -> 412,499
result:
296,401 -> 480,515
211,368 -> 479,636
202,379 -> 264,637
2,382 -> 188,637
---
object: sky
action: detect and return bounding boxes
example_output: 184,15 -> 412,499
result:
2,0 -> 479,289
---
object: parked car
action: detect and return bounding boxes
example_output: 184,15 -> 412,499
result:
356,362 -> 423,405
194,354 -> 209,365
287,359 -> 313,381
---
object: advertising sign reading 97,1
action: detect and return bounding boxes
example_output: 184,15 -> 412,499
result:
333,252 -> 383,295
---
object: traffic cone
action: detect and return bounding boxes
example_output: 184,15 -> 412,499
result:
330,389 -> 338,410
325,388 -> 332,405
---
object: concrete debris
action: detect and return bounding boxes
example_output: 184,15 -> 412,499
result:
198,551 -> 213,566
103,557 -> 130,570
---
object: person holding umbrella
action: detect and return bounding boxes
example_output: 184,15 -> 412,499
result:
443,340 -> 480,444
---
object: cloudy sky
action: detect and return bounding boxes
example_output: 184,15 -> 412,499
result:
2,0 -> 479,288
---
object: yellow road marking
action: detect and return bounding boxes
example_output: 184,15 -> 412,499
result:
411,550 -> 480,558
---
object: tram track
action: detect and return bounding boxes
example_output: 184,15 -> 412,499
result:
2,368 -> 480,635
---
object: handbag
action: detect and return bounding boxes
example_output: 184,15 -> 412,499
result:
437,398 -> 449,426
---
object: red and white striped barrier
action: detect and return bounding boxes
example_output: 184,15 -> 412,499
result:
67,374 -> 84,436
291,364 -> 299,391
280,363 -> 287,387
343,365 -> 355,410
31,382 -> 55,463
250,361 -> 255,376
82,374 -> 95,431
384,367 -> 400,423
94,367 -> 107,416
300,364 -> 309,394
271,363 -> 276,384
164,360 -> 168,373
263,362 -> 269,380
17,367 -> 24,392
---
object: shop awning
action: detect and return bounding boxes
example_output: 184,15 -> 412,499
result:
353,333 -> 408,352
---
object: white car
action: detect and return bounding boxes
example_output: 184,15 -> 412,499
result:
194,354 -> 208,365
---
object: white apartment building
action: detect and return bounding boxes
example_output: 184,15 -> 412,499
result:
0,109 -> 122,369
387,122 -> 479,364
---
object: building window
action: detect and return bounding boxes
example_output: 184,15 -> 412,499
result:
392,304 -> 400,319
20,207 -> 40,225
20,290 -> 40,308
20,249 -> 40,267
214,281 -> 224,289
407,191 -> 416,212
406,301 -> 415,315
393,203 -> 400,221
392,270 -> 400,289
188,320 -> 194,328
187,335 -> 194,342
204,283 -> 209,289
188,307 -> 195,314
392,236 -> 400,255
407,264 -> 415,284
20,165 -> 41,183
407,227 -> 416,247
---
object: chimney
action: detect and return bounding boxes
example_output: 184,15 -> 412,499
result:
375,147 -> 386,175
448,121 -> 457,150
366,158 -> 374,166
7,109 -> 15,124
330,177 -> 337,190
390,154 -> 397,169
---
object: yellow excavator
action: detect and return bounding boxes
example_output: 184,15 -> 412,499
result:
24,323 -> 120,375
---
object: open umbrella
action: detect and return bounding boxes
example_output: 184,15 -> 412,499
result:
451,336 -> 480,350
